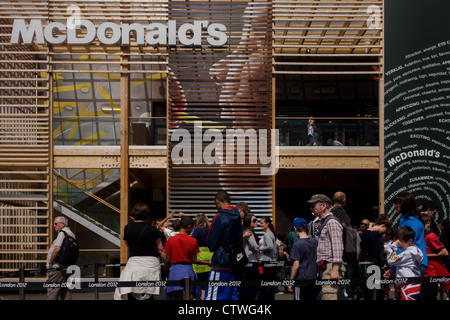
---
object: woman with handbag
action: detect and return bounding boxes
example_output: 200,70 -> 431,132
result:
241,214 -> 260,300
258,217 -> 277,300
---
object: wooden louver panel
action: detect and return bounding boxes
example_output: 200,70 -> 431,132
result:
168,0 -> 274,225
0,8 -> 50,271
273,0 -> 384,75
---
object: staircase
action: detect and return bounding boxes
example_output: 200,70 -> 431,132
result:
53,169 -> 121,247
53,200 -> 120,247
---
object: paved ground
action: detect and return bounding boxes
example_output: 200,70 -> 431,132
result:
0,287 -> 295,301
1,283 -> 446,301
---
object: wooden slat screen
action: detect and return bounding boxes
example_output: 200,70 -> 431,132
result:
0,4 -> 50,270
273,0 -> 383,75
168,0 -> 274,226
0,0 -> 170,272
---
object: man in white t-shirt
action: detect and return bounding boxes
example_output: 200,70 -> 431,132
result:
46,216 -> 76,300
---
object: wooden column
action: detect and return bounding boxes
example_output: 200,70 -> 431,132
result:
120,49 -> 130,265
272,72 -> 277,227
48,49 -> 54,244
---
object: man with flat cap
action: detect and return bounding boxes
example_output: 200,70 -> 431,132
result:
307,194 -> 345,300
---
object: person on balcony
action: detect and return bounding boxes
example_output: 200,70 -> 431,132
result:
307,117 -> 317,146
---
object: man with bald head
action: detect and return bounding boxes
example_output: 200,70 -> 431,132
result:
330,191 -> 362,300
330,191 -> 351,226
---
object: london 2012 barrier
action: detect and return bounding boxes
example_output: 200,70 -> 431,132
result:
1,261 -> 449,300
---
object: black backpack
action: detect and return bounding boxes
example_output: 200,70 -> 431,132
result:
319,215 -> 360,262
55,230 -> 79,266
224,242 -> 248,270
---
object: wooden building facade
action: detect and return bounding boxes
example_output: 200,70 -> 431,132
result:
0,0 -> 383,272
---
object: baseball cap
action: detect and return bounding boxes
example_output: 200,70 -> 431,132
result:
306,194 -> 331,205
292,217 -> 307,227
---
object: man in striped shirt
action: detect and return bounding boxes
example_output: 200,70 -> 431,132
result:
307,194 -> 345,300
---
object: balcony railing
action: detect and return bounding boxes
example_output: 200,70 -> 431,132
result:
53,117 -> 166,146
53,117 -> 378,147
276,117 -> 379,147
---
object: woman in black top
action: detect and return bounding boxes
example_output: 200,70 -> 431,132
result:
114,203 -> 166,300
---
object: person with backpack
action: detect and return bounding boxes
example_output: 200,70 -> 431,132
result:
46,216 -> 77,300
330,191 -> 351,226
307,194 -> 345,300
204,190 -> 243,301
330,191 -> 361,300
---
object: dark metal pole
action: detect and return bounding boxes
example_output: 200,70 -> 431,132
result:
19,267 -> 25,300
183,277 -> 190,300
94,263 -> 99,300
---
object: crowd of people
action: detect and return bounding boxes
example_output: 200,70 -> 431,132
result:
47,190 -> 450,301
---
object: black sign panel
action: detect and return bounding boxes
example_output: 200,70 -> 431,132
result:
384,0 -> 450,224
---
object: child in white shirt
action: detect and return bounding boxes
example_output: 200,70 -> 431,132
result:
386,226 -> 423,300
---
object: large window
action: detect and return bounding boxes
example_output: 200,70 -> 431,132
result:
52,54 -> 167,146
275,57 -> 380,146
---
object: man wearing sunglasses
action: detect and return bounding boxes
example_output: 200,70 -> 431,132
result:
359,219 -> 371,235
46,216 -> 76,300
